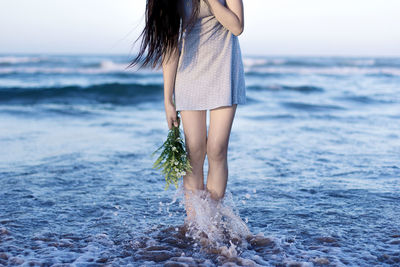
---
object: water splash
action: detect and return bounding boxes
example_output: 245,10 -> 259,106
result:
165,186 -> 264,261
142,185 -> 285,266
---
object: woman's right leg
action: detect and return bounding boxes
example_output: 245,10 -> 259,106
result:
180,110 -> 207,221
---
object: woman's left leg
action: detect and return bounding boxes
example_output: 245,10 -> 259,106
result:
206,104 -> 237,201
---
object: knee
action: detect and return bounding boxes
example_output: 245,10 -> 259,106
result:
186,142 -> 206,163
206,143 -> 227,162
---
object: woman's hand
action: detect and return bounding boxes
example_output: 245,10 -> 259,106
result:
203,0 -> 244,36
165,101 -> 180,130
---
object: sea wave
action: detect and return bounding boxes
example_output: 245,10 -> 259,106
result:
0,82 -> 163,105
0,56 -> 45,65
0,66 -> 149,75
2,56 -> 400,76
248,84 -> 324,93
243,57 -> 400,68
244,66 -> 400,76
0,55 -> 69,66
1,65 -> 400,77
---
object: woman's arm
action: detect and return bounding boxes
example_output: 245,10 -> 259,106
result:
162,46 -> 180,129
162,1 -> 184,129
205,0 -> 244,36
162,46 -> 180,106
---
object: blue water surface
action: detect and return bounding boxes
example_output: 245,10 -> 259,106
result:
0,54 -> 399,266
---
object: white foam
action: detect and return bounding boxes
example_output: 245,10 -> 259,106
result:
1,64 -> 397,76
0,64 -> 159,75
99,60 -> 130,71
345,59 -> 376,66
0,56 -> 44,64
243,58 -> 286,67
244,66 -> 400,76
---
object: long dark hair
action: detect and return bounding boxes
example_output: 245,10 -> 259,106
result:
127,0 -> 200,70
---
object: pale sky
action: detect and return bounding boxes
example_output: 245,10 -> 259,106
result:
1,0 -> 399,57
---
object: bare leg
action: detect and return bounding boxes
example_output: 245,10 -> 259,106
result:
206,104 -> 237,201
180,110 -> 207,221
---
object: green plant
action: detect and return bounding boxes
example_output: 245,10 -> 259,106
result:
151,111 -> 192,190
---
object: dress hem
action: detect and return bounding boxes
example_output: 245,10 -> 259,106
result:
175,99 -> 246,112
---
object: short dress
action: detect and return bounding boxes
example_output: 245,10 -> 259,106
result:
173,0 -> 247,111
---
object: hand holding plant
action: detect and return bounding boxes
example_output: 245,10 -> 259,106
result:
151,111 -> 192,190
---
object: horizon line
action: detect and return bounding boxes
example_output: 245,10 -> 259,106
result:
1,51 -> 400,59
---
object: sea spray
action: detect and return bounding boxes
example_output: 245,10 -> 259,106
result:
171,185 -> 252,254
154,184 -> 282,266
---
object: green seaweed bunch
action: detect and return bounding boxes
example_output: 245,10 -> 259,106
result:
151,112 -> 192,190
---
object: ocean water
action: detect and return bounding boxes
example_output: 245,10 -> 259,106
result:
0,53 -> 399,266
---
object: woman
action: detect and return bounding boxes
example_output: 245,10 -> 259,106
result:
129,0 -> 246,221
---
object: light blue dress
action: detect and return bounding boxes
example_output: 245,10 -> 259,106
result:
174,0 -> 247,111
